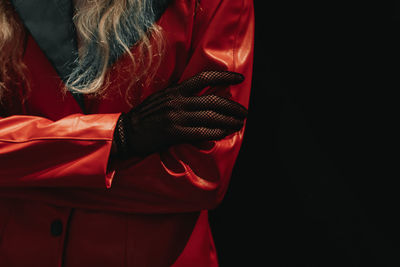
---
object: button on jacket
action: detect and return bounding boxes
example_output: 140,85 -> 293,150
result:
0,0 -> 254,266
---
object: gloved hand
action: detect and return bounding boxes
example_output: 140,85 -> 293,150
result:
113,71 -> 248,159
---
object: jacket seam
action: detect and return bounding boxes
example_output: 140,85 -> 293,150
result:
124,214 -> 129,267
0,205 -> 12,246
61,209 -> 75,267
0,137 -> 112,143
189,0 -> 224,55
233,0 -> 246,73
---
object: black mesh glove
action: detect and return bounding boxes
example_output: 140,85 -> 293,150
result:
113,71 -> 248,159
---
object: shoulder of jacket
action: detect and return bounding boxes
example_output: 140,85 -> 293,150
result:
195,0 -> 252,11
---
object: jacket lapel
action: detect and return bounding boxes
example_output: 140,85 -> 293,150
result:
10,0 -> 86,112
10,0 -> 78,82
10,0 -> 172,113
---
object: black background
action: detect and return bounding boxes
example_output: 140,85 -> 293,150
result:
209,1 -> 399,266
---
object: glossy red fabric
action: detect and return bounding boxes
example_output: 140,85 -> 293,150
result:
0,0 -> 254,266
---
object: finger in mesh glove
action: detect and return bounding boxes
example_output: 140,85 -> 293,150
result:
113,71 -> 248,159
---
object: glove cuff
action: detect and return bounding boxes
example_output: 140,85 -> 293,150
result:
113,113 -> 133,159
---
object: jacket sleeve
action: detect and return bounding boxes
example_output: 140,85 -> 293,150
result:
0,0 -> 254,214
0,113 -> 120,188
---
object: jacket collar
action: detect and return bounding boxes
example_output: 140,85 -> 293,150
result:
11,0 -> 77,83
11,0 -> 171,84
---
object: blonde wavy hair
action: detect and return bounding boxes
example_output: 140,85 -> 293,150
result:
0,0 -> 164,106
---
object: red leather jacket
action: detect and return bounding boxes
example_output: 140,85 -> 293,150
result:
0,0 -> 254,266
